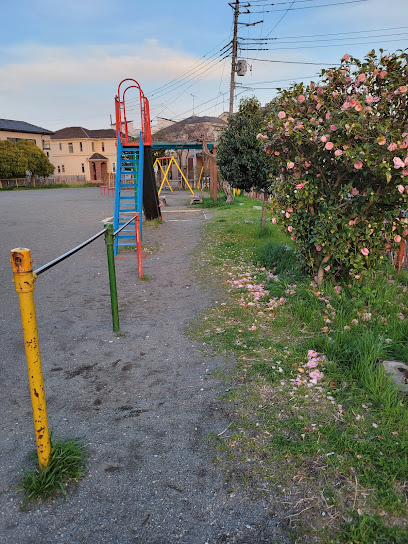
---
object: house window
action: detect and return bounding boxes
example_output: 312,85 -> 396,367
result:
79,142 -> 83,152
101,142 -> 105,152
62,164 -> 65,173
68,142 -> 73,153
46,152 -> 49,157
59,143 -> 62,150
43,141 -> 50,150
112,163 -> 116,173
91,142 -> 95,152
57,166 -> 61,173
81,163 -> 85,173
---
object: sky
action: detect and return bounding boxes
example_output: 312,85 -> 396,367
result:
1,0 -> 407,132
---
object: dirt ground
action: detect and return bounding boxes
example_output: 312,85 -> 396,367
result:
0,188 -> 289,544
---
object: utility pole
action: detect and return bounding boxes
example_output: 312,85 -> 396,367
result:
229,0 -> 239,115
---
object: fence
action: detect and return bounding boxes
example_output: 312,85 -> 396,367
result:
10,214 -> 142,470
0,175 -> 88,188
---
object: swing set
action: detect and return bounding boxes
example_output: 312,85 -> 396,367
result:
154,156 -> 200,196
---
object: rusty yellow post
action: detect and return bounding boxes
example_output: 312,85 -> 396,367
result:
11,248 -> 51,469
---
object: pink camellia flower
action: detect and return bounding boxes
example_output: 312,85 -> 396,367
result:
309,370 -> 324,381
361,247 -> 369,256
278,111 -> 286,119
380,70 -> 387,79
256,133 -> 268,140
296,183 -> 306,189
403,229 -> 408,237
388,143 -> 397,151
349,219 -> 356,226
355,275 -> 360,279
325,142 -> 334,150
287,208 -> 293,212
394,157 -> 405,169
272,217 -> 277,224
316,245 -> 322,251
342,101 -> 350,109
324,265 -> 330,272
400,86 -> 408,93
394,235 -> 402,243
326,111 -> 331,120
321,135 -> 327,143
398,185 -> 405,193
335,149 -> 343,157
366,95 -> 374,104
298,94 -> 306,102
287,162 -> 295,169
288,226 -> 293,233
342,53 -> 350,61
378,136 -> 386,145
352,187 -> 359,196
285,212 -> 290,218
305,161 -> 311,167
358,73 -> 366,82
354,161 -> 363,170
355,103 -> 363,112
330,125 -> 337,131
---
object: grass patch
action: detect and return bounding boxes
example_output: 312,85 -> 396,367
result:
140,274 -> 149,281
19,438 -> 86,506
191,194 -> 408,543
144,217 -> 162,228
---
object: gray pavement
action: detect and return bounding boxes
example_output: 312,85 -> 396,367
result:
0,188 -> 285,544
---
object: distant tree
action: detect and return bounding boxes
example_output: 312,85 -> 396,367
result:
0,140 -> 28,179
16,140 -> 54,185
217,97 -> 273,228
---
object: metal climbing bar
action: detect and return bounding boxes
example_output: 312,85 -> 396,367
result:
34,230 -> 107,276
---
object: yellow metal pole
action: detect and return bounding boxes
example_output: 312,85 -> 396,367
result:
197,166 -> 204,189
161,160 -> 173,192
10,248 -> 51,469
173,158 -> 195,195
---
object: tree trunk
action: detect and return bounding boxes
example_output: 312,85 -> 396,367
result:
222,181 -> 234,203
260,192 -> 268,230
30,173 -> 36,187
317,254 -> 332,285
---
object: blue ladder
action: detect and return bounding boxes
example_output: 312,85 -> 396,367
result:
113,133 -> 144,256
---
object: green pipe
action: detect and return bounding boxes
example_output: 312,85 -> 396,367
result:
104,223 -> 120,332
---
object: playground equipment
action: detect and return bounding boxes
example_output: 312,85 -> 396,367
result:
113,79 -> 161,256
154,156 -> 195,196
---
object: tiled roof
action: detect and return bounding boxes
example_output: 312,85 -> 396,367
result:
0,118 -> 53,135
152,115 -> 227,142
88,153 -> 108,160
51,127 -> 116,140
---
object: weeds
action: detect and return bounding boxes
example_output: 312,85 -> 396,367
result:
19,438 -> 86,506
192,194 -> 408,543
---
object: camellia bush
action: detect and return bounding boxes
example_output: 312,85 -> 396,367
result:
260,49 -> 408,283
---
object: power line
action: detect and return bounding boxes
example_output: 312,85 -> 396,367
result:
241,31 -> 408,45
241,37 -> 408,50
245,56 -> 340,65
239,25 -> 408,41
125,49 -> 231,108
242,0 -> 367,13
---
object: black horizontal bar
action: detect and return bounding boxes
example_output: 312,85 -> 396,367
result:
113,214 -> 138,236
34,228 -> 107,276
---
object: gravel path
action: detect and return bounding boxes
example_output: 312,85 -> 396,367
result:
0,188 -> 286,544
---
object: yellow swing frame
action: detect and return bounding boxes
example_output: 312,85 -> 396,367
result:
154,156 -> 195,196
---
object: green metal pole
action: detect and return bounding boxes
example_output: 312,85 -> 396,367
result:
104,223 -> 120,332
